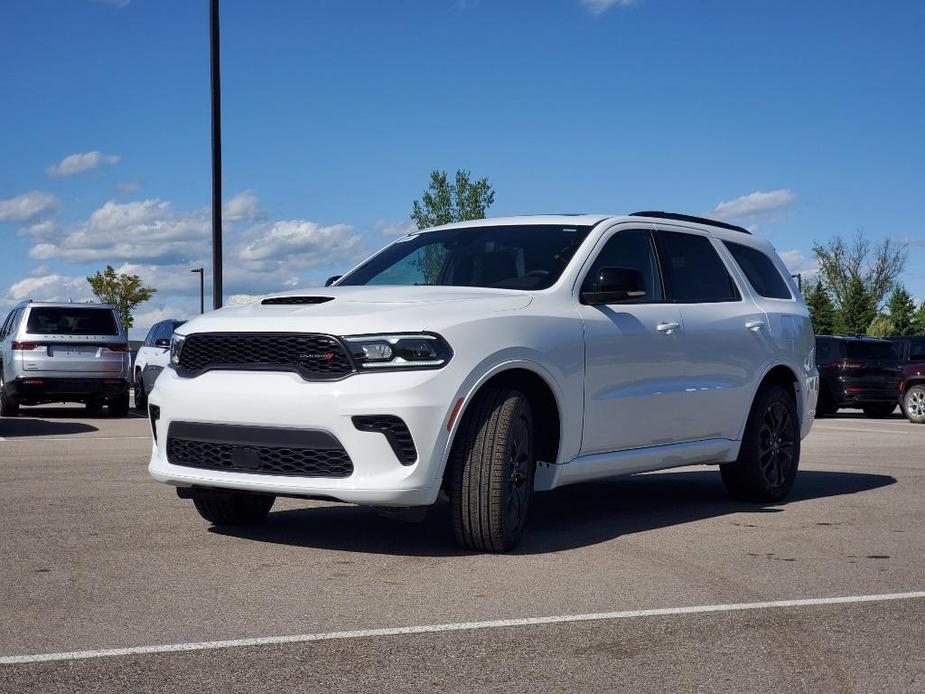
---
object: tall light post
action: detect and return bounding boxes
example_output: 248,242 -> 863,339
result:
210,0 -> 223,309
190,267 -> 204,314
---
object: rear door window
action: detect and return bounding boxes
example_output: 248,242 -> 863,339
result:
657,231 -> 740,303
722,241 -> 792,299
910,340 -> 925,360
26,307 -> 119,336
844,341 -> 897,360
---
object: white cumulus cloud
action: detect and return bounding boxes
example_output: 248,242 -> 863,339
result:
778,249 -> 818,280
237,220 -> 367,271
711,189 -> 796,222
0,191 -> 58,222
46,151 -> 120,177
223,191 -> 260,221
581,0 -> 635,15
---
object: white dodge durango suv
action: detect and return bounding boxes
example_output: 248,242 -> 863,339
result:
148,212 -> 818,551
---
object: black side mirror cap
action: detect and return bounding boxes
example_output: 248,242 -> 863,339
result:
581,266 -> 647,305
324,275 -> 342,287
154,338 -> 171,348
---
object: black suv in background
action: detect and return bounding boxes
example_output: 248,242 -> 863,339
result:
815,336 -> 900,418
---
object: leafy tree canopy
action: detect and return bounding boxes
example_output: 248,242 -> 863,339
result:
86,265 -> 156,330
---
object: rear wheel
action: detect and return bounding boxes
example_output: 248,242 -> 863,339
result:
448,387 -> 535,553
862,403 -> 895,419
0,373 -> 19,417
193,492 -> 275,526
815,388 -> 836,417
108,391 -> 130,417
902,385 -> 925,424
721,384 -> 800,503
134,370 -> 147,410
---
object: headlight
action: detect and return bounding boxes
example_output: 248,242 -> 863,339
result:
170,333 -> 187,366
343,333 -> 452,371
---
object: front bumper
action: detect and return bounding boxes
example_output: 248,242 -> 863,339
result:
147,366 -> 458,506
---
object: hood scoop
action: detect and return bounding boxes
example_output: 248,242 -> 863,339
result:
261,296 -> 334,305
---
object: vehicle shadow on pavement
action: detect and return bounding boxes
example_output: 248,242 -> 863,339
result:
0,416 -> 99,437
212,469 -> 896,556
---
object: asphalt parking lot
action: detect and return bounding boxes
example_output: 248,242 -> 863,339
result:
0,405 -> 923,693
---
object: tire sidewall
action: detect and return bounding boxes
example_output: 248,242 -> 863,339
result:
741,385 -> 800,500
904,385 -> 925,424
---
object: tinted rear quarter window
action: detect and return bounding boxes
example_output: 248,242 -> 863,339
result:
658,231 -> 740,303
844,341 -> 897,360
722,242 -> 792,299
26,307 -> 119,335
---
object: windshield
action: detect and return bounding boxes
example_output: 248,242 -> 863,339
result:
339,224 -> 594,290
26,307 -> 119,335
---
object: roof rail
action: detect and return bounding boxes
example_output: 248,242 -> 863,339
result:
629,211 -> 750,235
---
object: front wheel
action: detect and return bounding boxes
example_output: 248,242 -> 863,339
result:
193,492 -> 275,526
108,391 -> 130,417
448,387 -> 535,553
902,385 -> 925,424
134,371 -> 147,410
862,403 -> 896,419
721,384 -> 800,503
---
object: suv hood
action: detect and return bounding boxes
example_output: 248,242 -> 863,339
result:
179,286 -> 533,336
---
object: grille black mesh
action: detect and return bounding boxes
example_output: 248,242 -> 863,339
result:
352,415 -> 417,465
167,437 -> 354,478
177,333 -> 353,379
261,296 -> 334,305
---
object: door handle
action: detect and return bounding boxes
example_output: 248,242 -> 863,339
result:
745,320 -> 766,332
657,322 -> 680,334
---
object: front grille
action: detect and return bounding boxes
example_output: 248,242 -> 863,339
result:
166,422 -> 354,478
352,415 -> 417,465
177,332 -> 353,380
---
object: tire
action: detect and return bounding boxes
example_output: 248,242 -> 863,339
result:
108,391 -> 130,417
862,403 -> 896,419
134,370 -> 147,411
0,373 -> 19,417
448,387 -> 535,552
193,492 -> 275,526
902,385 -> 925,424
815,388 -> 836,417
721,384 -> 800,503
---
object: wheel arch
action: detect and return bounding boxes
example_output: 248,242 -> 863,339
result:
440,362 -> 564,491
736,363 -> 802,440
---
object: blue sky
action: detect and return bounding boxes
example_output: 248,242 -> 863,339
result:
2,0 -> 923,337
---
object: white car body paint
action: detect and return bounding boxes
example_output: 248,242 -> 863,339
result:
148,214 -> 818,507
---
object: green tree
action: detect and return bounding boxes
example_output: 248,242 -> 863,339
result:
812,231 -> 907,313
866,314 -> 896,338
410,169 -> 495,283
837,275 -> 876,335
886,284 -> 916,335
86,265 -> 156,330
803,281 -> 837,335
913,302 -> 925,336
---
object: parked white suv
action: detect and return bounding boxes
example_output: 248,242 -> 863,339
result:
149,212 -> 818,551
133,319 -> 185,410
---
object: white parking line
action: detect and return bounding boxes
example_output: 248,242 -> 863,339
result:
2,591 -> 922,665
0,436 -> 150,443
813,425 -> 910,435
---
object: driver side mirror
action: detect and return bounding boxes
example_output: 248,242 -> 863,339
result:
324,275 -> 342,287
154,338 -> 171,349
581,267 -> 647,305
